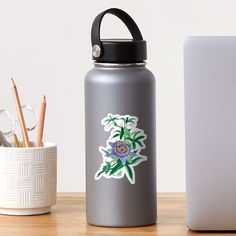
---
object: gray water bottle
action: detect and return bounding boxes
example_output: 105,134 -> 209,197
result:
85,8 -> 157,227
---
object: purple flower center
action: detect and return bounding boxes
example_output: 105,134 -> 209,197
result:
113,141 -> 130,157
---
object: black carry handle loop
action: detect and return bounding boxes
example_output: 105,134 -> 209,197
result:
91,8 -> 143,58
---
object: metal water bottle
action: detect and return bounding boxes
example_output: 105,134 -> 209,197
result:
85,8 -> 157,227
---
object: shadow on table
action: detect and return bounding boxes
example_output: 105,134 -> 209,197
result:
188,230 -> 236,235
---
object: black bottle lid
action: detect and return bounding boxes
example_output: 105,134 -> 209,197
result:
91,8 -> 147,63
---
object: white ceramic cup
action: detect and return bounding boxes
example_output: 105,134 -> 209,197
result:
0,143 -> 57,215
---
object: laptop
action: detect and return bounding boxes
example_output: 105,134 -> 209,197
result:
184,36 -> 236,230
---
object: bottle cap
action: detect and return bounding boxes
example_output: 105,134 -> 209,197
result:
91,8 -> 147,63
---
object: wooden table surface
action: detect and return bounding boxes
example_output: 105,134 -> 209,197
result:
0,193 -> 231,236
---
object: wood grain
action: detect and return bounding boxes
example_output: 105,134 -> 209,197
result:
0,193 -> 229,236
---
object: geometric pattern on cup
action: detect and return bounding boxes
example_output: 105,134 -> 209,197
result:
0,144 -> 57,209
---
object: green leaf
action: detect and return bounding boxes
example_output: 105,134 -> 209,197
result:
126,157 -> 132,163
127,119 -> 135,124
113,130 -> 120,135
122,117 -> 129,124
109,160 -> 123,175
128,121 -> 135,125
96,170 -> 104,178
130,157 -> 141,164
113,170 -> 122,177
103,162 -> 111,173
96,162 -> 112,178
124,137 -> 133,142
123,129 -> 132,139
104,115 -> 119,126
119,127 -> 125,139
134,131 -> 141,138
125,165 -> 134,181
135,135 -> 145,140
132,142 -> 136,149
112,157 -> 119,162
136,140 -> 143,147
112,133 -> 120,138
107,120 -> 113,125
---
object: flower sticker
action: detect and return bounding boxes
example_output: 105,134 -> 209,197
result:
95,113 -> 147,184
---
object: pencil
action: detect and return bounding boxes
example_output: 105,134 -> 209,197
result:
36,95 -> 46,147
12,133 -> 20,147
11,79 -> 31,147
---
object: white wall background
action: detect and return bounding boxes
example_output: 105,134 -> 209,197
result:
0,0 -> 235,192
